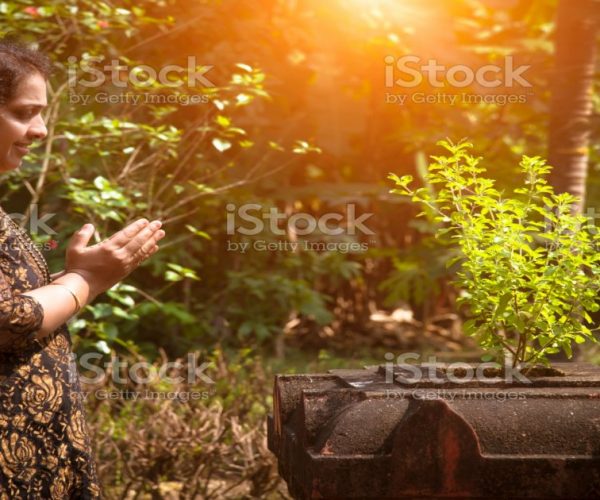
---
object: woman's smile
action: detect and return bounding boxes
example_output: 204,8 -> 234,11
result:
14,142 -> 31,156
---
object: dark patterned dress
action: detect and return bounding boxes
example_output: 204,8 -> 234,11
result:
0,206 -> 101,498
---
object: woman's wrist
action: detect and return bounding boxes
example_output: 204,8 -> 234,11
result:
52,271 -> 97,307
47,283 -> 82,315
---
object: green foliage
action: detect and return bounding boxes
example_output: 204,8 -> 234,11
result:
390,140 -> 600,367
224,271 -> 333,342
379,244 -> 459,309
3,0 -> 596,362
2,0 -> 335,354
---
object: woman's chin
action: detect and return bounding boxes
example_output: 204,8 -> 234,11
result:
0,156 -> 23,171
0,162 -> 21,172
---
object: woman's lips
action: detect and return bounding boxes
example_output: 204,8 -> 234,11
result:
14,143 -> 30,155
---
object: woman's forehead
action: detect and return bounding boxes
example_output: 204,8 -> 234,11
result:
11,72 -> 48,107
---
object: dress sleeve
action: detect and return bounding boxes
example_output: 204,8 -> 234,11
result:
0,266 -> 44,351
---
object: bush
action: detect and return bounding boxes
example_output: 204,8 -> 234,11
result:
390,140 -> 600,367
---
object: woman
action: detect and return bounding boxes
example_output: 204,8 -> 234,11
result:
0,40 -> 165,498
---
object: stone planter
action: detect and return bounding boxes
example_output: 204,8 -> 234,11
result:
267,362 -> 600,499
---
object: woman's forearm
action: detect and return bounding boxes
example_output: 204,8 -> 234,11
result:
22,272 -> 96,338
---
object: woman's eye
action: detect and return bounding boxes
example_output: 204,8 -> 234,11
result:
13,108 -> 35,120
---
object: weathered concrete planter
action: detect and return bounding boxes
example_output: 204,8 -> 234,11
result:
268,362 -> 600,499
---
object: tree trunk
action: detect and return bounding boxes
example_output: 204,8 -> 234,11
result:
548,0 -> 600,214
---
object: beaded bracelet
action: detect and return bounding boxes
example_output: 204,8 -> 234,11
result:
48,283 -> 82,314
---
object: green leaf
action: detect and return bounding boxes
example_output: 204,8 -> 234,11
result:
185,225 -> 211,240
215,115 -> 231,127
235,63 -> 254,72
494,293 -> 512,319
212,138 -> 232,152
164,270 -> 183,282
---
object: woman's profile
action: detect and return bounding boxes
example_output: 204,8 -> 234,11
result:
0,40 -> 165,498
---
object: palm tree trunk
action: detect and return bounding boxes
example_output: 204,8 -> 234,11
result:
548,0 -> 599,214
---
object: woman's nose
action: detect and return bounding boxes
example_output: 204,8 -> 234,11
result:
27,114 -> 48,141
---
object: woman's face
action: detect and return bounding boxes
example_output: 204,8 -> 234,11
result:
0,72 -> 48,171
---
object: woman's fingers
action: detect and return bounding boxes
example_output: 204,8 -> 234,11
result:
107,218 -> 151,247
123,223 -> 163,255
67,224 -> 95,253
132,230 -> 165,263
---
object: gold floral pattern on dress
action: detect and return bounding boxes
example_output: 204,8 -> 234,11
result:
7,414 -> 26,431
16,358 -> 34,377
14,267 -> 27,283
22,372 -> 64,424
41,451 -> 58,472
0,207 -> 101,498
67,408 -> 90,453
45,328 -> 70,356
50,466 -> 74,499
0,432 -> 37,482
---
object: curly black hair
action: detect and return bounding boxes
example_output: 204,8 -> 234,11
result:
0,39 -> 51,105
